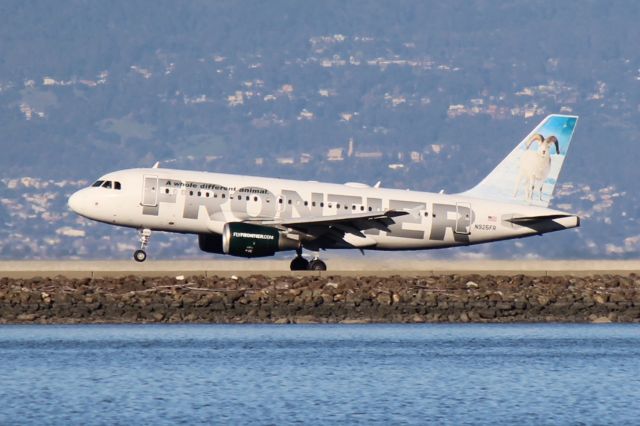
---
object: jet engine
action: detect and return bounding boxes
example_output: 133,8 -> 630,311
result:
198,223 -> 299,258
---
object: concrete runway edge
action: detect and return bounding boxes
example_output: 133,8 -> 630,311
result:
0,260 -> 638,279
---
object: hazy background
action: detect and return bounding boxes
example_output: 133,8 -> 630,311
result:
0,0 -> 638,259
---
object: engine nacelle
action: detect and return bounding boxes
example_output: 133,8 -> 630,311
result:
198,233 -> 224,254
200,223 -> 299,258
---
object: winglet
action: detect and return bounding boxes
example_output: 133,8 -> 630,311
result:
152,161 -> 160,169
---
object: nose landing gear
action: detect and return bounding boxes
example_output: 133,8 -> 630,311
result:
133,228 -> 151,262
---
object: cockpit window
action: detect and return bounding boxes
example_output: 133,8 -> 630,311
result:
114,181 -> 121,190
102,181 -> 112,189
92,180 -> 104,187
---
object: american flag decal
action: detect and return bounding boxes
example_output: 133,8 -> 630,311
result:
488,215 -> 497,222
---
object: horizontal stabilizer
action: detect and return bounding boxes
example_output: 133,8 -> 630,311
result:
505,214 -> 573,225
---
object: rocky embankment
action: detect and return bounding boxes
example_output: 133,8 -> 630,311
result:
1,274 -> 639,324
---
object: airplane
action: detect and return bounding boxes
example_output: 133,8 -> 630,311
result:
68,114 -> 580,271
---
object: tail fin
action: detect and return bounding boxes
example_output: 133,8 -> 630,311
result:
461,114 -> 578,207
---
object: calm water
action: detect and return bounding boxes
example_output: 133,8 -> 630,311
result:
1,324 -> 639,425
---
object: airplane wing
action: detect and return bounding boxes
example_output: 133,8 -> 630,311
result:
245,210 -> 409,247
251,209 -> 408,227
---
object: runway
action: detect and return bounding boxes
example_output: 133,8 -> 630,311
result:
0,259 -> 638,278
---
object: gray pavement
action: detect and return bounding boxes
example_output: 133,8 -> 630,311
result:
0,259 -> 638,278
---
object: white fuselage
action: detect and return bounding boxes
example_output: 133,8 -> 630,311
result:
68,167 -> 579,252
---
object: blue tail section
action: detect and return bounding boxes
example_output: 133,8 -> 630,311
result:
462,114 -> 578,207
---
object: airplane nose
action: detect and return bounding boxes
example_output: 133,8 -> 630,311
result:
68,191 -> 80,213
68,189 -> 90,216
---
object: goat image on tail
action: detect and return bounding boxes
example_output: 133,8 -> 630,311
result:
513,133 -> 560,201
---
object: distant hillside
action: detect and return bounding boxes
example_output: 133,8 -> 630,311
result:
0,1 -> 638,259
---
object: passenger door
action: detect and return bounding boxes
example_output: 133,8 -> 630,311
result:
141,175 -> 159,207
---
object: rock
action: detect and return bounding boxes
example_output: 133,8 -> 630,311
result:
478,309 -> 496,319
339,318 -> 371,324
496,302 -> 514,311
608,292 -> 629,304
593,294 -> 608,304
275,282 -> 289,290
411,314 -> 426,323
294,315 -> 318,324
537,295 -> 551,306
466,281 -> 479,289
321,293 -> 333,304
183,313 -> 198,322
175,275 -> 185,281
591,316 -> 612,324
17,313 -> 37,321
376,293 -> 392,305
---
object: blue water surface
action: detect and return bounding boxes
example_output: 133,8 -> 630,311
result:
0,324 -> 639,425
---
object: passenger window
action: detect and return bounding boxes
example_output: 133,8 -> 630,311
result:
189,191 -> 193,196
222,194 -> 225,198
246,196 -> 250,201
254,196 -> 258,202
336,204 -> 340,209
304,201 -> 308,206
102,181 -> 112,189
312,201 -> 316,207
288,199 -> 292,205
165,188 -> 170,194
368,206 -> 372,211
92,180 -> 104,187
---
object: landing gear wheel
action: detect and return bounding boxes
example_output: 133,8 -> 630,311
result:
308,259 -> 327,271
133,249 -> 147,262
133,228 -> 152,263
290,256 -> 309,271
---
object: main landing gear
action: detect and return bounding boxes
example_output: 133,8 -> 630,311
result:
133,228 -> 151,262
290,248 -> 327,271
308,258 -> 327,271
